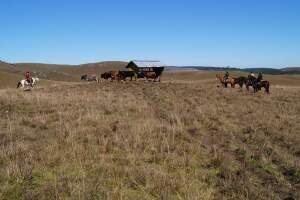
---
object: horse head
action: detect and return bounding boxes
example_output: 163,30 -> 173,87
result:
216,74 -> 223,81
32,77 -> 39,84
81,75 -> 87,80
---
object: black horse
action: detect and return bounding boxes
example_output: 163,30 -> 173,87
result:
233,76 -> 248,88
246,76 -> 270,93
101,72 -> 111,80
118,71 -> 135,81
139,67 -> 165,82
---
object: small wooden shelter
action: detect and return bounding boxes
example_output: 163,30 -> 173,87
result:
125,60 -> 165,74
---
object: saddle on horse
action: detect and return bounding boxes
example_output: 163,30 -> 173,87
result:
26,78 -> 33,86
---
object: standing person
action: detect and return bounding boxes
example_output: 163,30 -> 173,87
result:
25,71 -> 33,87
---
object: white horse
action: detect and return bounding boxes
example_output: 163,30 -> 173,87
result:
32,77 -> 39,85
17,77 -> 40,89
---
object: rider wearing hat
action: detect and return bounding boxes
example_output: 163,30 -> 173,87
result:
224,71 -> 229,82
248,71 -> 257,85
25,71 -> 33,86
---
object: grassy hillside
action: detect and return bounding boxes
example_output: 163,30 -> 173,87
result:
0,61 -> 19,73
0,71 -> 22,89
281,67 -> 300,74
0,61 -> 127,83
2,60 -> 299,85
168,66 -> 300,75
0,76 -> 299,199
14,61 -> 127,81
242,68 -> 284,75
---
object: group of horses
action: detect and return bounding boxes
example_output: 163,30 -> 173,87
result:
14,71 -> 270,95
82,69 -> 164,83
216,74 -> 270,93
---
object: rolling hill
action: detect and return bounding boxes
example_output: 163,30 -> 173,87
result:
1,60 -> 299,88
167,66 -> 300,75
0,60 -> 19,72
281,67 -> 300,73
0,61 -> 127,82
0,61 -> 127,88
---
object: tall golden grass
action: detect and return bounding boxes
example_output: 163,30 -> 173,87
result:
0,76 -> 299,199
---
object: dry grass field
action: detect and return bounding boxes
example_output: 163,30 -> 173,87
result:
0,72 -> 300,200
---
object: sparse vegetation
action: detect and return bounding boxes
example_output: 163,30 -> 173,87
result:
0,74 -> 299,199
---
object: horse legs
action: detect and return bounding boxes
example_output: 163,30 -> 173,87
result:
230,80 -> 236,88
239,83 -> 243,88
258,83 -> 262,91
246,85 -> 249,91
265,82 -> 270,93
253,84 -> 259,93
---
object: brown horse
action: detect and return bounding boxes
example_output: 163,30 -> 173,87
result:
216,74 -> 235,88
135,71 -> 162,82
100,71 -> 120,81
143,72 -> 159,82
259,80 -> 270,93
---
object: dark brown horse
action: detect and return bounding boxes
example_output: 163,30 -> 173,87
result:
118,71 -> 136,81
135,71 -> 162,82
246,78 -> 270,93
257,80 -> 270,93
101,71 -> 120,81
232,76 -> 248,88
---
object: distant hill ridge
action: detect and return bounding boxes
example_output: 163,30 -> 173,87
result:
0,60 -> 19,72
1,60 -> 300,76
167,66 -> 300,75
0,61 -> 127,82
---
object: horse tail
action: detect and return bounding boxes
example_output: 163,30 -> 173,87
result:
17,81 -> 21,88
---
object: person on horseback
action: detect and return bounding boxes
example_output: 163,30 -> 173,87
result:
25,71 -> 33,87
257,72 -> 263,82
246,72 -> 256,88
248,71 -> 255,81
224,71 -> 229,82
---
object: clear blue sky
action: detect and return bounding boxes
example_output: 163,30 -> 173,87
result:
0,0 -> 299,67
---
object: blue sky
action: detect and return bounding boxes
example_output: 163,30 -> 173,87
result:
0,0 -> 299,67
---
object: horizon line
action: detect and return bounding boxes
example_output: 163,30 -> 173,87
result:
1,58 -> 298,69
